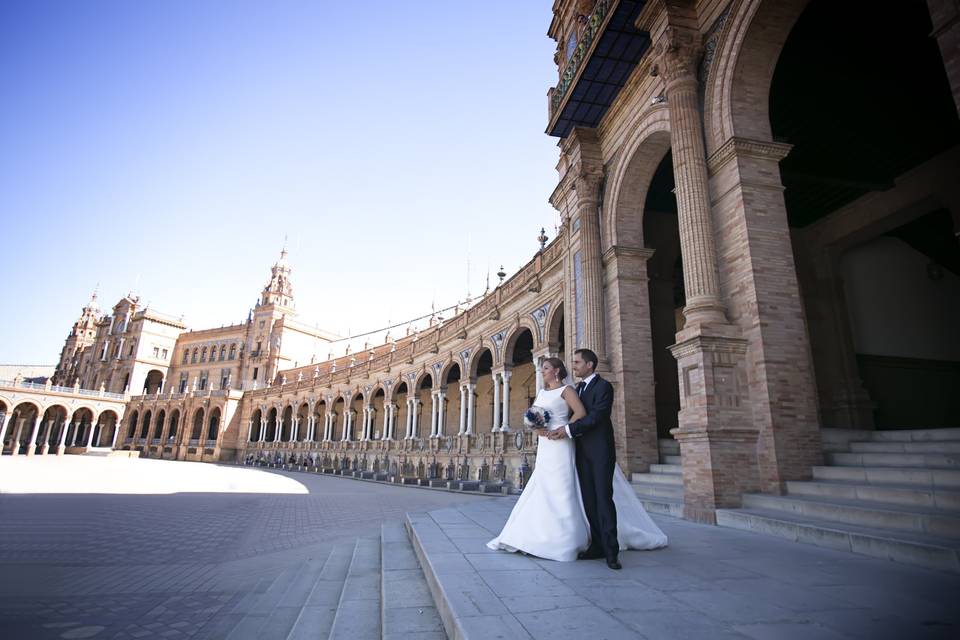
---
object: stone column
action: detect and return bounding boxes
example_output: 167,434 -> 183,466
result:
382,404 -> 392,440
56,416 -> 71,456
341,410 -> 349,441
292,417 -> 299,442
413,400 -> 422,439
655,27 -> 725,327
535,356 -> 544,394
405,399 -> 414,439
39,420 -> 53,455
260,419 -> 267,443
458,386 -> 467,435
110,419 -> 120,449
84,419 -> 96,448
438,391 -> 446,437
466,383 -> 476,435
430,393 -> 438,437
25,419 -> 41,457
501,370 -> 512,432
492,373 -> 501,432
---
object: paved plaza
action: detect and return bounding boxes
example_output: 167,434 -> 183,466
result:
0,458 -> 958,639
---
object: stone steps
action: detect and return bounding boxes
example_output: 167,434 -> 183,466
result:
785,479 -> 960,510
215,541 -> 355,640
827,451 -> 960,468
661,454 -> 682,465
630,470 -> 681,485
380,522 -> 446,639
849,441 -> 960,454
329,536 -> 382,639
869,428 -> 960,442
286,542 -> 355,639
741,493 -> 960,538
812,464 -> 960,488
631,481 -> 684,500
716,507 -> 960,573
649,463 -> 681,475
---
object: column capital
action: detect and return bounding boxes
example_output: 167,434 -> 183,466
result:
652,25 -> 702,84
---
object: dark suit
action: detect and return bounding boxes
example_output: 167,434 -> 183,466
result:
569,375 -> 618,562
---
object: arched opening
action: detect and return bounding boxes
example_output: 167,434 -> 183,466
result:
297,402 -> 309,442
281,405 -> 293,442
127,410 -> 139,442
372,388 -> 385,439
144,369 -> 164,394
249,408 -> 262,442
265,407 -> 278,442
768,0 -> 960,428
416,374 -> 432,439
349,393 -> 364,441
168,410 -> 180,443
547,303 -> 566,357
140,410 -> 152,440
644,151 -> 683,438
94,411 -> 119,447
313,401 -> 326,442
39,405 -> 68,453
191,408 -> 204,441
153,409 -> 166,441
71,408 -> 94,449
207,407 -> 221,443
472,349 -> 494,432
331,398 -> 344,441
393,382 -> 408,440
505,328 -> 536,430
441,363 -> 462,437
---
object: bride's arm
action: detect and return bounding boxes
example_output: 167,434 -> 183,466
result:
561,386 -> 586,424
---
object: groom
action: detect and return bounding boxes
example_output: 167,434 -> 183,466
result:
549,348 -> 620,570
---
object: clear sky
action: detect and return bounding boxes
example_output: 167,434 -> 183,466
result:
0,1 -> 561,364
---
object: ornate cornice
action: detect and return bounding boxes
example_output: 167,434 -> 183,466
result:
707,137 -> 794,175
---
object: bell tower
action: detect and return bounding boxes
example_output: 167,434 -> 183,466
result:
53,290 -> 101,385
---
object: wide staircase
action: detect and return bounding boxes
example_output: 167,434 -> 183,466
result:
630,437 -> 685,518
717,427 -> 960,572
210,522 -> 444,639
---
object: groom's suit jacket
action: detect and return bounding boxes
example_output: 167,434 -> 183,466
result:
568,375 -> 616,459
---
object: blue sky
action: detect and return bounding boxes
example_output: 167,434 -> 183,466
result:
0,1 -> 561,363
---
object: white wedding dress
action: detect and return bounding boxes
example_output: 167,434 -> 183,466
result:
486,385 -> 668,561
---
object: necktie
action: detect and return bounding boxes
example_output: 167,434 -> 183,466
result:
576,381 -> 585,396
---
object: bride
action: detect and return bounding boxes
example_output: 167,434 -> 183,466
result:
486,357 -> 668,562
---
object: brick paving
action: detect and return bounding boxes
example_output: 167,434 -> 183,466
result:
0,457 -> 494,639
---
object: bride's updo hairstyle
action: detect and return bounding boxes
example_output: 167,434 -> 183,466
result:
543,357 -> 568,383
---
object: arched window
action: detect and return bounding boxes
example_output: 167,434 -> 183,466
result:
219,345 -> 226,361
200,347 -> 207,362
191,348 -> 198,363
128,412 -> 139,438
182,349 -> 189,364
229,344 -> 237,360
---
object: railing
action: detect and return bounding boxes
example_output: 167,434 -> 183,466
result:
550,0 -> 613,116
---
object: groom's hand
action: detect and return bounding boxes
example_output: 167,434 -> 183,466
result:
548,429 -> 568,440
533,428 -> 550,438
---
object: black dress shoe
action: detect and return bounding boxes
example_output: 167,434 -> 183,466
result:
578,550 -> 604,560
606,558 -> 622,570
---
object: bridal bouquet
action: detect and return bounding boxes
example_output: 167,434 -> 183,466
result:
523,405 -> 552,429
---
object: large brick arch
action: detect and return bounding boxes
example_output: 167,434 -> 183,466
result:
703,0 -> 810,155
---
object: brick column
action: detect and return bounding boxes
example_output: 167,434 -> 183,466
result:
0,412 -> 11,454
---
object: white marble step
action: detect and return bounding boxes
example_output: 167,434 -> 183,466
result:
741,493 -> 960,538
638,495 -> 684,518
286,542 -> 355,640
380,522 -> 446,639
850,441 -> 960,454
868,428 -> 960,442
827,451 -> 960,469
657,438 -> 680,456
812,464 -> 960,488
329,536 -> 382,640
661,454 -> 682,465
649,463 -> 681,475
716,507 -> 960,573
630,471 -> 682,485
785,479 -> 960,511
631,481 -> 684,500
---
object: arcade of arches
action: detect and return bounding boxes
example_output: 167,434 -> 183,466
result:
6,0 -> 958,526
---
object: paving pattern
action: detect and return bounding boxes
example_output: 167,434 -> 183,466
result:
0,457 -> 494,639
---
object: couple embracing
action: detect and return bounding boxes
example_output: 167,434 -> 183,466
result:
487,349 -> 668,569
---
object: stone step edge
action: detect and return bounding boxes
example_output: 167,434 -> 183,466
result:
284,542 -> 354,640
380,521 -> 445,640
787,478 -> 960,499
744,491 -> 960,519
813,465 -> 960,485
405,511 -> 479,640
716,507 -> 960,573
327,536 -> 381,640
